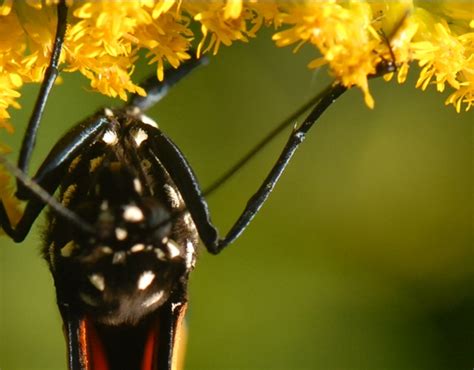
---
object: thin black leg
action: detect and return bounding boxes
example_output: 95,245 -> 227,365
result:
128,55 -> 209,112
0,115 -> 107,241
0,199 -> 45,242
17,0 -> 68,189
202,66 -> 397,252
143,126 -> 219,246
141,83 -> 346,255
212,83 -> 347,251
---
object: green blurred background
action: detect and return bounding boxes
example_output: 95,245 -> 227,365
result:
0,30 -> 472,370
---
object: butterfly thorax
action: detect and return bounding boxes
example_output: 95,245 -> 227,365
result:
42,109 -> 198,325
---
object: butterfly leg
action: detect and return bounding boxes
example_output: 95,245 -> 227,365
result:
127,55 -> 209,112
16,0 -> 68,191
141,83 -> 347,254
0,115 -> 109,241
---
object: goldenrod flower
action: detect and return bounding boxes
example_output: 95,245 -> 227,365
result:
0,0 -> 472,133
409,6 -> 474,112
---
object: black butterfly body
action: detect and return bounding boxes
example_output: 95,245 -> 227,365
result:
42,107 -> 196,369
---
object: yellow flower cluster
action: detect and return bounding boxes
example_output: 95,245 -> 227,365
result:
0,0 -> 472,135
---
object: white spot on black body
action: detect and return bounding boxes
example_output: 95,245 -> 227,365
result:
89,274 -> 105,291
123,205 -> 144,222
113,251 -> 126,264
185,240 -> 196,269
140,114 -> 158,128
166,239 -> 181,259
171,302 -> 182,312
133,178 -> 143,194
138,271 -> 155,290
164,184 -> 183,208
104,108 -> 114,117
142,291 -> 164,307
132,128 -> 148,147
102,130 -> 118,145
130,243 -> 145,253
183,213 -> 194,228
115,227 -> 128,240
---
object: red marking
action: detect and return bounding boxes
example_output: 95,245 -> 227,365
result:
142,319 -> 159,370
79,318 -> 109,370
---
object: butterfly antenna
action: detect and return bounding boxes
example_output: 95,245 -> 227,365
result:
203,86 -> 332,197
